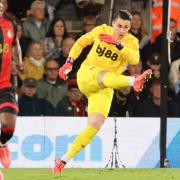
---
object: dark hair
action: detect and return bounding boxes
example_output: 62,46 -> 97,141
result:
113,10 -> 132,21
44,59 -> 59,69
131,11 -> 141,16
170,18 -> 177,24
150,77 -> 161,87
130,10 -> 148,38
46,17 -> 68,38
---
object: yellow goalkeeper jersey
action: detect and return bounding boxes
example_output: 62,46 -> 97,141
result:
69,24 -> 140,74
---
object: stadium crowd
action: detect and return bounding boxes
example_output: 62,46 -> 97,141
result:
7,0 -> 180,117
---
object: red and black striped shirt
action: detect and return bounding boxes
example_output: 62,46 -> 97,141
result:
0,17 -> 16,89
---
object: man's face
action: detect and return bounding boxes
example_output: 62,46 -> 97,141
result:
30,43 -> 44,60
45,61 -> 59,81
131,14 -> 142,30
112,18 -> 131,39
62,38 -> 75,57
32,5 -> 45,21
128,61 -> 142,76
0,0 -> 7,16
150,84 -> 161,99
84,22 -> 96,33
22,86 -> 37,97
68,88 -> 83,101
53,20 -> 65,37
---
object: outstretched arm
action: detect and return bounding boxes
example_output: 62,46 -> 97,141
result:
59,25 -> 104,80
58,33 -> 94,80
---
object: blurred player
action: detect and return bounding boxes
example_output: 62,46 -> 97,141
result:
0,170 -> 3,180
53,10 -> 152,173
0,0 -> 19,169
0,171 -> 3,180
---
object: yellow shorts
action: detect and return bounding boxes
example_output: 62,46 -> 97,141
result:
77,65 -> 114,117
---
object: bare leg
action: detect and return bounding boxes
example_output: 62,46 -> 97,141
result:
0,112 -> 16,168
0,112 -> 16,127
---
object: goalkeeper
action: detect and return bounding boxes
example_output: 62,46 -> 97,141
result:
52,10 -> 152,173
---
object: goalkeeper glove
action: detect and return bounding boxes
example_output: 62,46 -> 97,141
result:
99,33 -> 124,50
59,57 -> 74,80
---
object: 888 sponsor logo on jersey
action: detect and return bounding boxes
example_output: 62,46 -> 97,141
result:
96,44 -> 118,61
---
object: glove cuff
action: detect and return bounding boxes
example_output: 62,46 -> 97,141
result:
116,43 -> 124,50
66,57 -> 74,64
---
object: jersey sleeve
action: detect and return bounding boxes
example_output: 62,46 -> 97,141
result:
5,17 -> 17,43
69,25 -> 105,60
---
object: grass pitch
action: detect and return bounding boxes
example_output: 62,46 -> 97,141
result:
1,168 -> 180,180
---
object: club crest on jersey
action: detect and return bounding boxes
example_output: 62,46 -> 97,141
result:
7,29 -> 12,38
96,44 -> 118,61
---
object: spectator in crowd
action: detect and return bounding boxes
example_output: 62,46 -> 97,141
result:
135,78 -> 179,117
37,59 -> 67,109
18,41 -> 46,81
42,17 -> 68,61
76,15 -> 97,39
146,51 -> 161,79
109,86 -> 139,117
56,79 -> 87,116
169,58 -> 180,95
23,0 -> 50,40
127,60 -> 143,76
130,11 -> 152,69
58,36 -> 76,67
18,77 -> 54,116
13,20 -> 33,59
153,18 -> 180,64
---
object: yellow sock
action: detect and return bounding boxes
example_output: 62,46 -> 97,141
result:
66,125 -> 98,158
102,72 -> 132,89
